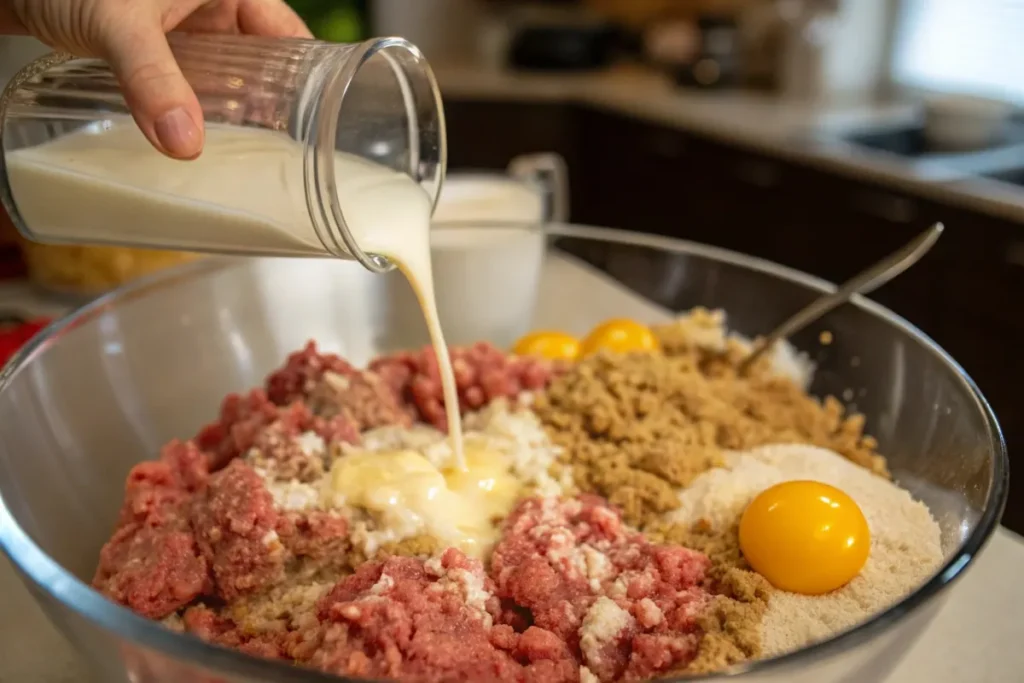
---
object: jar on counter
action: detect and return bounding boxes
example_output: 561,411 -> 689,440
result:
18,241 -> 201,300
0,197 -> 198,299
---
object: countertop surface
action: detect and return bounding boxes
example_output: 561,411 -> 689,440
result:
0,257 -> 1022,682
433,63 -> 1024,224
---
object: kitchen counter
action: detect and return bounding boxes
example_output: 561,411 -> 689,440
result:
1,255 -> 1022,681
433,63 -> 1024,224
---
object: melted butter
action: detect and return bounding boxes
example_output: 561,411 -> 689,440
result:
324,443 -> 521,557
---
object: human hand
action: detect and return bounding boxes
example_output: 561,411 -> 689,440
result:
0,0 -> 313,159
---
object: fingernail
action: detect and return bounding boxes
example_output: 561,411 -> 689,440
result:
154,107 -> 201,158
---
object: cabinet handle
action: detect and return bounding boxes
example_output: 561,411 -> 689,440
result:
733,158 -> 781,188
850,190 -> 917,224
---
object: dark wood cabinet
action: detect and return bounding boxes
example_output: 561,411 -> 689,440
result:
445,97 -> 1022,531
443,100 -> 579,173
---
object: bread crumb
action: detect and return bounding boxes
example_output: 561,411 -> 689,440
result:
663,444 -> 943,659
533,311 -> 894,673
534,317 -> 886,527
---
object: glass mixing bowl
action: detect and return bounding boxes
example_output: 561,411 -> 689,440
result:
0,225 -> 1008,683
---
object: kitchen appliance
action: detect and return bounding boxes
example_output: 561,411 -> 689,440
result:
505,3 -> 621,71
0,225 -> 1007,683
508,22 -> 620,71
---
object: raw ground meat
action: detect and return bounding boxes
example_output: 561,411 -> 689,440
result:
308,370 -> 413,431
196,390 -> 360,471
172,498 -> 715,683
371,342 -> 557,431
266,342 -> 359,406
93,341 -> 726,682
92,441 -> 212,619
491,496 -> 713,681
191,460 -> 286,601
309,549 -> 580,682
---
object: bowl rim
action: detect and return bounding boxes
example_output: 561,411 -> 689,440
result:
0,223 -> 1009,681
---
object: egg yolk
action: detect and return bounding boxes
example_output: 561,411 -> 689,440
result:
579,319 -> 659,356
512,331 -> 580,361
738,480 -> 870,595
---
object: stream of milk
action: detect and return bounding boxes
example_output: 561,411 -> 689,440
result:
6,122 -> 466,468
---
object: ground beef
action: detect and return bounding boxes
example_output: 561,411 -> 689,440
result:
183,605 -> 289,660
94,340 -> 735,682
491,496 -> 713,681
195,389 -> 281,470
370,342 -> 557,431
311,549 -> 578,683
248,418 -> 325,483
308,369 -> 413,431
191,460 -> 286,601
266,341 -> 359,405
197,391 -> 359,472
277,511 -> 351,565
93,441 -> 212,619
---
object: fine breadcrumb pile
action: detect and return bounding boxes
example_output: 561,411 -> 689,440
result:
666,444 -> 943,657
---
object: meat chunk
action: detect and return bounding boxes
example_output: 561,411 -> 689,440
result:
195,389 -> 280,470
277,511 -> 350,564
93,442 -> 212,619
93,520 -> 211,620
307,369 -> 412,431
311,549 -> 579,683
265,341 -> 358,405
370,342 -> 558,431
197,391 -> 359,473
490,496 -> 713,680
191,460 -> 285,600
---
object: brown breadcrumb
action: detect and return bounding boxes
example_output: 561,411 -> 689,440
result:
344,533 -> 443,568
533,309 -> 888,674
648,517 -> 772,673
227,575 -> 339,637
688,593 -> 767,674
533,314 -> 885,527
380,534 -> 443,559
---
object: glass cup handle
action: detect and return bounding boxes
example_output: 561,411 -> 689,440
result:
506,153 -> 570,224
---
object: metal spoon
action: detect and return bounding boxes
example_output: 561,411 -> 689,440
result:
739,222 -> 945,374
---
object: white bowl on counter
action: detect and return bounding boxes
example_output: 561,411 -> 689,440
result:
923,93 -> 1014,151
383,155 -> 567,350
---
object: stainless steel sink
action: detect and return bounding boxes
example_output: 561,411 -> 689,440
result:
798,118 -> 1024,185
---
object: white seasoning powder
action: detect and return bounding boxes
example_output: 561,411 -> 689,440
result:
579,597 -> 634,671
666,443 -> 944,657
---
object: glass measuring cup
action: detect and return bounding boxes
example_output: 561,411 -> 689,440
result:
0,34 -> 446,273
381,152 -> 569,350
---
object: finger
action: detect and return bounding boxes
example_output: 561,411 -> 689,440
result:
237,0 -> 313,39
100,12 -> 205,159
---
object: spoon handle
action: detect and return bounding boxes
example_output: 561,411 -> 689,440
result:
741,222 -> 944,373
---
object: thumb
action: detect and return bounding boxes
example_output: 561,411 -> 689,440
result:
101,16 -> 204,160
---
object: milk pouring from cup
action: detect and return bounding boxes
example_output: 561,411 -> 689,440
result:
0,34 -> 471,469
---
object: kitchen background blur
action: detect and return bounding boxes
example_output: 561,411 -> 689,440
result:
0,0 -> 1022,529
